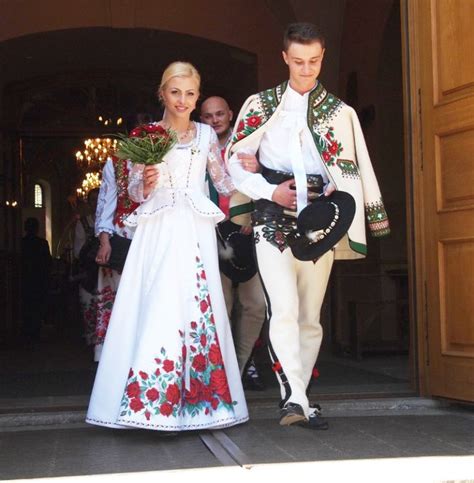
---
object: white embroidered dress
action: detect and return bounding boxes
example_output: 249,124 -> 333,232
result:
86,123 -> 249,431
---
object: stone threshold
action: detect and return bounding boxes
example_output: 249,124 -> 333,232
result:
1,397 -> 472,431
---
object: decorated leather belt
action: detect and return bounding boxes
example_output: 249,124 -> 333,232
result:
252,167 -> 324,227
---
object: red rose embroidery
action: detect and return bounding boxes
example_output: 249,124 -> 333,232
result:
191,321 -> 198,330
210,397 -> 219,410
145,411 -> 151,421
185,378 -> 201,405
126,381 -> 141,398
200,300 -> 208,313
246,115 -> 262,128
322,151 -> 331,162
237,132 -> 245,141
128,368 -> 134,378
154,368 -> 161,376
329,142 -> 339,155
146,388 -> 159,401
210,313 -> 215,324
160,402 -> 173,417
210,369 -> 230,397
209,344 -> 223,366
192,353 -> 207,372
130,397 -> 144,412
201,384 -> 213,402
139,371 -> 149,380
200,270 -> 206,280
312,367 -> 320,379
221,389 -> 232,404
272,361 -> 282,372
166,384 -> 181,405
163,359 -> 174,372
237,120 -> 245,132
200,334 -> 207,347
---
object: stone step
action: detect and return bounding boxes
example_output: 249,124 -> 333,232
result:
0,397 -> 464,431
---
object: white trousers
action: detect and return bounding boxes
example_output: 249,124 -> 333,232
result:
254,226 -> 334,417
221,272 -> 266,375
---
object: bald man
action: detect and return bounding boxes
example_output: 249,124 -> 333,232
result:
201,96 -> 266,390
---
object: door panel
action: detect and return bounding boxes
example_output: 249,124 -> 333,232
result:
415,0 -> 474,401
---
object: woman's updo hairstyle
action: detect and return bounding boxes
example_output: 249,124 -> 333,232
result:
158,61 -> 201,101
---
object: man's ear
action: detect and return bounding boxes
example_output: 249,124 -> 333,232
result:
321,48 -> 326,61
229,110 -> 234,122
282,50 -> 289,65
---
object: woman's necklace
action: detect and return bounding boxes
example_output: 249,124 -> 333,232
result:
162,121 -> 194,143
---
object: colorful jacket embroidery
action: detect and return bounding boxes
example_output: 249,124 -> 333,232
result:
226,81 -> 390,259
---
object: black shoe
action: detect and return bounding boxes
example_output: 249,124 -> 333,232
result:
309,403 -> 322,415
298,411 -> 329,430
242,360 -> 266,391
279,402 -> 307,426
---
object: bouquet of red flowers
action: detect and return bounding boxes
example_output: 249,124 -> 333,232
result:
115,123 -> 177,165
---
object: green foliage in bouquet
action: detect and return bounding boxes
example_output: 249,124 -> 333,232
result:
115,124 -> 177,165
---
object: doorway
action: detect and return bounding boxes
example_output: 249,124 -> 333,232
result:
0,1 -> 415,409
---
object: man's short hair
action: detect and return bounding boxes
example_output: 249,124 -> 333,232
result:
283,22 -> 325,51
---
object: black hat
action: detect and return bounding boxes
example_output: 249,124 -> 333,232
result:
216,220 -> 257,283
290,191 -> 356,261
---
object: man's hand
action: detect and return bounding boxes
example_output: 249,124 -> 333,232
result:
238,153 -> 260,173
96,233 -> 111,265
143,165 -> 159,198
239,225 -> 253,235
324,182 -> 336,197
271,179 -> 297,210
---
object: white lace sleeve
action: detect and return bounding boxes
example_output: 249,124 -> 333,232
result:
95,158 -> 117,236
207,128 -> 235,196
128,163 -> 146,202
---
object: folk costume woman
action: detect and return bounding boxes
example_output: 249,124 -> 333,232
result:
86,62 -> 249,431
92,156 -> 139,362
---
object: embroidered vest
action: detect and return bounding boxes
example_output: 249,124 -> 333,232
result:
112,156 -> 140,228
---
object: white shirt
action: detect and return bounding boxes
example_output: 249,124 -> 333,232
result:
229,83 -> 328,212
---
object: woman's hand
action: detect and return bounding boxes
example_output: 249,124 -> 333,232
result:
96,233 -> 112,265
143,165 -> 159,198
238,153 -> 260,173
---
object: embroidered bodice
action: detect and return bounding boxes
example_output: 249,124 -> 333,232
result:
126,123 -> 235,226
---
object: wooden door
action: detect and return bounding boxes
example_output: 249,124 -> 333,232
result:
409,0 -> 474,401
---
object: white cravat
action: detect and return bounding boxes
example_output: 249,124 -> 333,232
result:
280,111 -> 308,214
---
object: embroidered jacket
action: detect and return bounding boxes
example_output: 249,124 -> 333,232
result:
226,81 -> 390,260
95,156 -> 139,239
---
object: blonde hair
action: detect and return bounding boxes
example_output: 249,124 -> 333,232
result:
158,61 -> 201,97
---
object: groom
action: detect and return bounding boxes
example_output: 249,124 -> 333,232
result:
227,22 -> 390,429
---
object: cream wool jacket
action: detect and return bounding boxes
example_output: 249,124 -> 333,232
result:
226,80 -> 390,260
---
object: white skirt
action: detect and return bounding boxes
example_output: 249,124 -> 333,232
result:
86,200 -> 249,431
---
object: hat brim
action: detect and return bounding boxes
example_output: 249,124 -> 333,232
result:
217,220 -> 257,283
291,191 -> 356,261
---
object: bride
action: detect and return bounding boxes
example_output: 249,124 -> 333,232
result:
86,62 -> 249,431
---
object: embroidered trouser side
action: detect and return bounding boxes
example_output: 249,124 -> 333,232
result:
254,225 -> 334,417
221,272 -> 266,375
